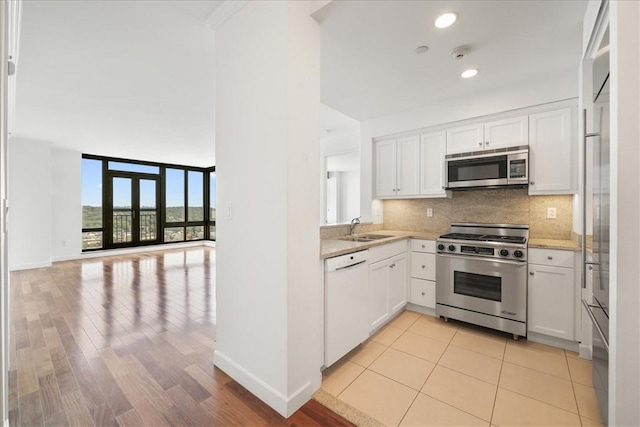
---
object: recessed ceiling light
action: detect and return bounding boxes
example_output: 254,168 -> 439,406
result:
461,69 -> 479,79
435,12 -> 457,29
414,45 -> 429,54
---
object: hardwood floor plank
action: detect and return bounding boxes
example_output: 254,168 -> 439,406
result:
28,319 -> 47,349
43,410 -> 70,427
89,403 -> 118,427
48,345 -> 80,396
87,355 -> 133,416
184,364 -> 216,392
32,346 -> 54,378
16,348 -> 39,397
67,354 -> 106,407
38,373 -> 64,419
166,384 -> 213,426
61,390 -> 95,427
18,391 -> 45,427
42,327 -> 63,350
99,347 -> 128,379
115,408 -> 145,427
114,374 -> 171,427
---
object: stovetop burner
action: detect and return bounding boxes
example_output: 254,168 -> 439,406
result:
439,233 -> 526,245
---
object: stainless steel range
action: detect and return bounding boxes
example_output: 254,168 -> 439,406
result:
435,223 -> 529,339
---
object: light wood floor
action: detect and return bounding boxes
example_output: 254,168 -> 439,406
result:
8,247 -> 352,427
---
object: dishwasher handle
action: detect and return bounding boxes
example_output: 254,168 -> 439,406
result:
334,260 -> 367,271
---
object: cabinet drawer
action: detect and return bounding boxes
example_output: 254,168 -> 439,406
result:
410,278 -> 435,309
528,248 -> 574,268
368,240 -> 408,264
410,239 -> 436,253
411,252 -> 435,281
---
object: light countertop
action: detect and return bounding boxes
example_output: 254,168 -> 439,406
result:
322,231 -> 580,259
528,238 -> 580,251
321,230 -> 440,259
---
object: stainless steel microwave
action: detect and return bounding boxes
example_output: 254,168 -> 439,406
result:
445,146 -> 529,189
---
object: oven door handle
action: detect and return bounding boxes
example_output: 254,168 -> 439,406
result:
582,299 -> 609,352
437,253 -> 527,266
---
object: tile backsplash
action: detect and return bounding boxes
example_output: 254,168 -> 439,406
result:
383,188 -> 574,239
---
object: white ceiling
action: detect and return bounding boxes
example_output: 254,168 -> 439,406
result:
319,0 -> 588,122
13,1 -> 219,167
13,0 -> 588,166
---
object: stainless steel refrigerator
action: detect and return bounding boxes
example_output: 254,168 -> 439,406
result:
582,28 -> 609,425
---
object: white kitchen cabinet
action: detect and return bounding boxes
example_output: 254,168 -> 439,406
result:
419,131 -> 447,196
483,115 -> 529,151
374,139 -> 397,198
368,241 -> 408,331
446,123 -> 484,154
369,259 -> 391,331
528,248 -> 575,340
409,239 -> 436,310
388,253 -> 408,314
374,136 -> 420,198
446,116 -> 528,155
528,107 -> 577,195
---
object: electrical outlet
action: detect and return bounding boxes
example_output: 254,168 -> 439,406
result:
226,205 -> 232,219
547,207 -> 557,219
427,208 -> 433,217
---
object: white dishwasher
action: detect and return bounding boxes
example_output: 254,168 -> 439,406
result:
324,250 -> 369,367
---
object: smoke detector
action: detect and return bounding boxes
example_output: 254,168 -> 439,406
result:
449,46 -> 471,60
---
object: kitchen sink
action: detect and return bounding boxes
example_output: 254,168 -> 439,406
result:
339,234 -> 394,242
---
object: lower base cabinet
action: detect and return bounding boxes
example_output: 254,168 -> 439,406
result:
528,248 -> 575,340
368,242 -> 408,332
410,278 -> 435,309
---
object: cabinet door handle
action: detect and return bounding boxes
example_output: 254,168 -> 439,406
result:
529,272 -> 535,276
478,142 -> 483,146
485,141 -> 490,146
421,265 -> 426,269
530,181 -> 535,185
421,244 -> 425,248
389,263 -> 395,268
588,265 -> 593,271
547,256 -> 553,260
421,292 -> 425,296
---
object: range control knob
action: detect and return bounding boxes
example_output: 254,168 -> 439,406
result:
499,249 -> 509,257
437,244 -> 445,251
513,250 -> 524,259
448,245 -> 456,252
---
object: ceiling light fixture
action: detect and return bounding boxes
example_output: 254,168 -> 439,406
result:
435,12 -> 457,29
461,69 -> 479,79
414,45 -> 429,54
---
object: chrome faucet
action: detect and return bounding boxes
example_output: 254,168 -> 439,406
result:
349,217 -> 361,236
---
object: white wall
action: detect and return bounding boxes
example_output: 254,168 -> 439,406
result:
51,148 -> 82,261
609,1 -> 640,425
359,72 -> 579,222
214,0 -> 321,417
8,137 -> 52,270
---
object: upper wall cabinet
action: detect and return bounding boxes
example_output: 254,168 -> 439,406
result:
419,131 -> 447,196
374,135 -> 420,198
446,116 -> 528,154
528,107 -> 577,195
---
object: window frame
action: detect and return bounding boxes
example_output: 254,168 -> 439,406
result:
82,154 -> 215,251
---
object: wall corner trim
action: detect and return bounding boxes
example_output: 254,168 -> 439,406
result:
205,1 -> 250,31
213,350 -> 313,418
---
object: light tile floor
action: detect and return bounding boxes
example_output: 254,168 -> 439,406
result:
322,310 -> 603,427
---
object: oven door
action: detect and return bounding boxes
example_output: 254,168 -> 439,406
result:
436,253 -> 527,322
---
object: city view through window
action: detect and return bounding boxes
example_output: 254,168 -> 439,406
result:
82,156 -> 215,250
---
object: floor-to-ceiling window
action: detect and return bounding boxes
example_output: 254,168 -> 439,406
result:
82,155 -> 215,251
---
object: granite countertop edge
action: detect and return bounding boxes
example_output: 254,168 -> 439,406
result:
321,230 -> 440,259
528,238 -> 580,251
322,232 -> 580,259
